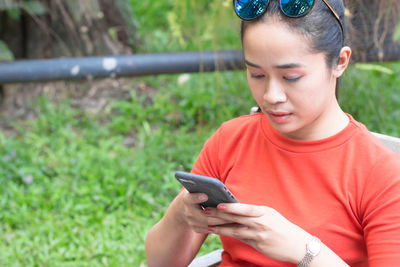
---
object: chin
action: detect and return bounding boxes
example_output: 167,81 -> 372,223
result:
270,122 -> 303,139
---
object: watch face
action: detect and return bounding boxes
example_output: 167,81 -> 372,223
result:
308,238 -> 321,255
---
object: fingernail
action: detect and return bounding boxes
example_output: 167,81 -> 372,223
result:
199,194 -> 208,201
207,226 -> 215,233
217,204 -> 226,210
204,208 -> 212,215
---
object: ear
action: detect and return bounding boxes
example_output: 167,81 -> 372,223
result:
333,46 -> 352,78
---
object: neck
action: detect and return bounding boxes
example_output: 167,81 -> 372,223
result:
286,100 -> 349,141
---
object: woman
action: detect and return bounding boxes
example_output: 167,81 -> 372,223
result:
146,0 -> 400,266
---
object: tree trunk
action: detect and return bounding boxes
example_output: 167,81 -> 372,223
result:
0,0 -> 138,128
345,0 -> 400,62
0,0 -> 136,59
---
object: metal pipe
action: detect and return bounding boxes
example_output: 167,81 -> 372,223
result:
0,50 -> 245,84
1,47 -> 398,84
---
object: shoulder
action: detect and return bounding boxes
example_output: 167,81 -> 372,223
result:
200,113 -> 263,152
203,113 -> 264,157
349,120 -> 400,205
218,113 -> 263,137
347,116 -> 397,160
339,116 -> 400,186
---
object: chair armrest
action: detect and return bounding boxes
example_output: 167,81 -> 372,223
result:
372,132 -> 400,154
188,249 -> 223,267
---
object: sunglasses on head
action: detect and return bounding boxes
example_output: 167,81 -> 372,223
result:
233,0 -> 344,38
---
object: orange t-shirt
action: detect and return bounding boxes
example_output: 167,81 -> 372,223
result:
191,113 -> 400,267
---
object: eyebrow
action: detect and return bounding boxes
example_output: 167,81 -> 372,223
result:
273,63 -> 303,69
244,59 -> 261,68
244,59 -> 304,69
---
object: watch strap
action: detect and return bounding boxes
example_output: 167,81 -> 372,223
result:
298,236 -> 321,267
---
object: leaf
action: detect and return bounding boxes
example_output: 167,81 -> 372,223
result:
108,27 -> 119,42
167,11 -> 185,47
0,0 -> 20,20
354,63 -> 394,75
395,19 -> 400,42
0,40 -> 14,62
20,1 -> 47,16
0,1 -> 19,11
7,8 -> 21,20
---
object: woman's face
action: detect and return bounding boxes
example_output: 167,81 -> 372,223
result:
243,19 -> 343,140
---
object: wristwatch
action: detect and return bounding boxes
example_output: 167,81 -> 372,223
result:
297,236 -> 322,267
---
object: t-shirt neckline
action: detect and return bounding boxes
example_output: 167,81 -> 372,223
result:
259,113 -> 362,153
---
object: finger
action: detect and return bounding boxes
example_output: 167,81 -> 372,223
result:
211,223 -> 255,241
217,203 -> 269,217
206,216 -> 232,226
209,211 -> 251,226
205,204 -> 275,227
203,208 -> 236,226
182,190 -> 208,206
180,194 -> 210,228
203,206 -> 255,226
184,204 -> 210,227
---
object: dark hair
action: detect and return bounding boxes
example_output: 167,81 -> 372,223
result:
240,0 -> 347,97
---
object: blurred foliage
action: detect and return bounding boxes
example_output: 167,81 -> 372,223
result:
395,19 -> 400,41
0,0 -> 47,59
0,0 -> 47,18
130,0 -> 240,52
340,62 -> 400,136
0,40 -> 14,61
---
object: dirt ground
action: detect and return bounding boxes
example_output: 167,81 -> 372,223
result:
0,77 -> 156,136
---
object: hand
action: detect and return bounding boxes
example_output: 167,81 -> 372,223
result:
179,190 -> 233,234
205,203 -> 311,264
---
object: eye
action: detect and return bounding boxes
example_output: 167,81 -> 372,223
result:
250,73 -> 265,79
283,76 -> 301,83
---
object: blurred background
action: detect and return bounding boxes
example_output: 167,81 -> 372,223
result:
0,0 -> 399,266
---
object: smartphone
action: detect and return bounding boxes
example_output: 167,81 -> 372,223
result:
175,171 -> 238,208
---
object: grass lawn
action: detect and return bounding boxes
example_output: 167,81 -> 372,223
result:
1,0 -> 400,266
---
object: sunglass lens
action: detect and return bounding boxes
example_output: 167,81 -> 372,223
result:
234,0 -> 269,20
280,0 -> 314,17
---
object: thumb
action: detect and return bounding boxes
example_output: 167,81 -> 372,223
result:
182,190 -> 208,205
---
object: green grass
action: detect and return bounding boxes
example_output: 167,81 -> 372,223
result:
340,62 -> 400,136
1,0 -> 400,266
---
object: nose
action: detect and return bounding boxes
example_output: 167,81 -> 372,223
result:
263,79 -> 287,105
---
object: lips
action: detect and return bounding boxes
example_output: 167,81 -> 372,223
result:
266,110 -> 293,124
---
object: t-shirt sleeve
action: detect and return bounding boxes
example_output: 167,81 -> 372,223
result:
361,154 -> 400,266
191,127 -> 222,180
